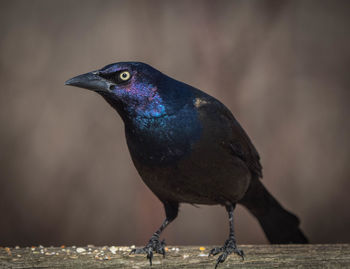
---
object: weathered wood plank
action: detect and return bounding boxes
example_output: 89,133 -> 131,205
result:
1,244 -> 349,268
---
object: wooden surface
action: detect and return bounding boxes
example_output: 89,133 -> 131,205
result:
1,244 -> 349,268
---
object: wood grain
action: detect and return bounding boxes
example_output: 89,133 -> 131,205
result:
1,244 -> 349,268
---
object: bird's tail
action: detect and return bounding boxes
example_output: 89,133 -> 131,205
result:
239,177 -> 308,244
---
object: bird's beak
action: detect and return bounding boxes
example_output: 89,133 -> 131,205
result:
65,71 -> 112,92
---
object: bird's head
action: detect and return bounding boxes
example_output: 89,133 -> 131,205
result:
65,62 -> 185,121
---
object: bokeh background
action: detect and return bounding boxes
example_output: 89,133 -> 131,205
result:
1,0 -> 349,247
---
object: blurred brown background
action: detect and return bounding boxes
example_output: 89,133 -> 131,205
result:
1,0 -> 349,247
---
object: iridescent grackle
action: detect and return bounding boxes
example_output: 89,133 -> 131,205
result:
65,62 -> 308,268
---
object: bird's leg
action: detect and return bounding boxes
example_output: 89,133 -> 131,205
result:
130,219 -> 168,264
130,201 -> 178,265
209,203 -> 244,268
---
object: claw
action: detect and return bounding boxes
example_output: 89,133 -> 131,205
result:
215,252 -> 228,269
209,247 -> 223,256
236,249 -> 245,261
147,250 -> 153,265
129,235 -> 166,265
209,238 -> 244,268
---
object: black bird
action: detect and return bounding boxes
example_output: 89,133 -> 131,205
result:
65,62 -> 308,268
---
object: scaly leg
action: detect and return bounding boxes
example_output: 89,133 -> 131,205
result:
130,201 -> 178,265
209,203 -> 244,268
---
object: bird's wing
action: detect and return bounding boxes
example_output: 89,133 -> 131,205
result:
227,112 -> 263,178
194,95 -> 263,178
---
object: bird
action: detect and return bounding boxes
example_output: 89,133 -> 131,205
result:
65,62 -> 308,268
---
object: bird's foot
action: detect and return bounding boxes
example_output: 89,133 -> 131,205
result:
130,234 -> 166,265
209,238 -> 244,269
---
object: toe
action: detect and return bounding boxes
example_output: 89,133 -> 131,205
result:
130,248 -> 146,255
129,237 -> 167,265
235,248 -> 244,260
215,252 -> 227,269
209,247 -> 223,256
146,249 -> 153,266
157,247 -> 165,256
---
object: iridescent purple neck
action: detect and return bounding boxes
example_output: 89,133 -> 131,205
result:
100,84 -> 167,123
119,82 -> 166,119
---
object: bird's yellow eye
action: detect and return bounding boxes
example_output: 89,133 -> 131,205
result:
119,71 -> 131,81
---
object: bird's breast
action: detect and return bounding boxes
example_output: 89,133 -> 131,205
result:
125,106 -> 202,166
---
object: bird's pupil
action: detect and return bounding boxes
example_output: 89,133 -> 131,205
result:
122,73 -> 127,78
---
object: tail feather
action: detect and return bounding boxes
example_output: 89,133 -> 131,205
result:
239,177 -> 308,244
